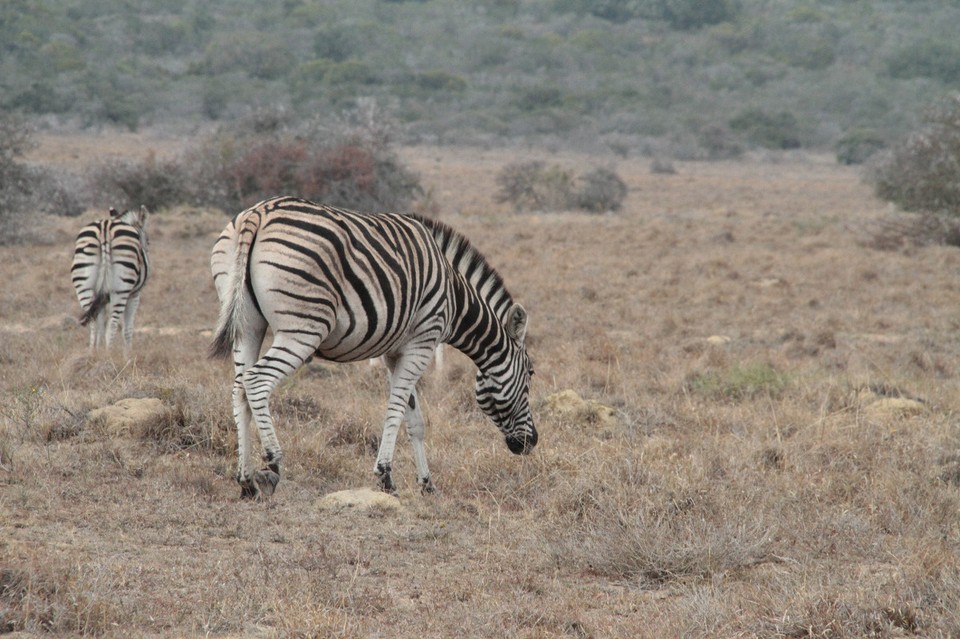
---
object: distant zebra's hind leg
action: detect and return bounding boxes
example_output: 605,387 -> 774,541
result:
105,294 -> 128,350
90,305 -> 108,350
121,292 -> 141,355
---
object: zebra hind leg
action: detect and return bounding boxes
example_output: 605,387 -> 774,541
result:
239,332 -> 322,499
121,292 -> 141,355
232,320 -> 273,500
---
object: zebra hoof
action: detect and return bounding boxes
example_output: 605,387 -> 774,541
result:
238,469 -> 281,500
377,473 -> 397,496
254,469 -> 280,498
419,477 -> 436,494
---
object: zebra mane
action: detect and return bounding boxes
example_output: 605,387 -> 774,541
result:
412,215 -> 514,315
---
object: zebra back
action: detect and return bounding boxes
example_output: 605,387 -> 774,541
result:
412,215 -> 516,327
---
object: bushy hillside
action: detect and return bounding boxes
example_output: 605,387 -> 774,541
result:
2,0 -> 959,157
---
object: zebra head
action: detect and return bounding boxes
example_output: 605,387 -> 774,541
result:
475,303 -> 538,455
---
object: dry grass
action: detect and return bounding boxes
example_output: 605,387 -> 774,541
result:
3,139 -> 960,637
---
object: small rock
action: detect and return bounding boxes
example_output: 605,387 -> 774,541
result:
541,390 -> 620,433
88,398 -> 166,437
318,488 -> 402,512
864,397 -> 926,419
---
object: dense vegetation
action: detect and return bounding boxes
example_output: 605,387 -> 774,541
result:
4,0 -> 960,158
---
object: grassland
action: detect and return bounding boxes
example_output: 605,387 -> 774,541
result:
3,138 -> 960,637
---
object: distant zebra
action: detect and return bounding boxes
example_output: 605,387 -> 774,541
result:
71,206 -> 150,353
210,196 -> 536,499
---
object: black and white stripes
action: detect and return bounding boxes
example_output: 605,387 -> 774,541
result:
210,195 -> 536,498
71,206 -> 150,353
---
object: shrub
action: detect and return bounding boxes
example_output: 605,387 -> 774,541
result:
884,41 -> 960,84
699,124 -> 744,159
413,70 -> 467,93
871,94 -> 960,216
657,0 -> 742,30
185,101 -> 422,213
577,167 -> 628,212
322,60 -> 378,86
687,362 -> 788,401
495,161 -> 576,212
198,32 -> 294,80
836,128 -> 886,166
0,112 -> 36,244
496,161 -> 628,213
729,108 -> 801,150
313,27 -> 357,62
88,152 -> 188,212
513,85 -> 564,112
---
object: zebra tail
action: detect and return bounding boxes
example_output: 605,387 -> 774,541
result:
79,291 -> 108,326
209,211 -> 260,360
79,235 -> 112,326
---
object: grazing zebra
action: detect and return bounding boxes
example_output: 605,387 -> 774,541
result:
210,195 -> 537,499
71,206 -> 150,353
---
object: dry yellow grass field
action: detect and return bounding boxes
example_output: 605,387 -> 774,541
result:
3,135 -> 960,637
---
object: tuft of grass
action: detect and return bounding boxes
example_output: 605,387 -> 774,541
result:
687,362 -> 789,400
137,383 -> 233,455
555,485 -> 775,586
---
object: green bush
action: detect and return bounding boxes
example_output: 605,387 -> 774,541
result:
413,70 -> 467,93
730,108 -> 801,149
0,112 -> 35,244
657,0 -> 742,30
871,94 -> 960,216
88,153 -> 188,212
513,85 -> 565,112
323,60 -> 378,86
313,26 -> 358,62
687,362 -> 788,401
885,40 -> 960,84
835,128 -> 885,166
198,32 -> 294,80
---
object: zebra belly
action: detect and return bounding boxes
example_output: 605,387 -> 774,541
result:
315,308 -> 416,362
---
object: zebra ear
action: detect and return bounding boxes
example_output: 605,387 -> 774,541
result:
109,208 -> 122,219
137,205 -> 150,228
505,303 -> 528,343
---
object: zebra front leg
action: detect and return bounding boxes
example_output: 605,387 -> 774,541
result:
405,390 -> 434,493
378,347 -> 435,494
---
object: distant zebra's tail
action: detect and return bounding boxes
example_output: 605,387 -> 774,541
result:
209,210 -> 263,360
78,233 -> 112,326
79,291 -> 109,326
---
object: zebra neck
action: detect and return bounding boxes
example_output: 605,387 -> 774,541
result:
445,275 -> 509,371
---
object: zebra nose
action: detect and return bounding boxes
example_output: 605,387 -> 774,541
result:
505,429 -> 537,455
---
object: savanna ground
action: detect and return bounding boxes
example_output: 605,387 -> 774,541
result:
3,134 -> 960,638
